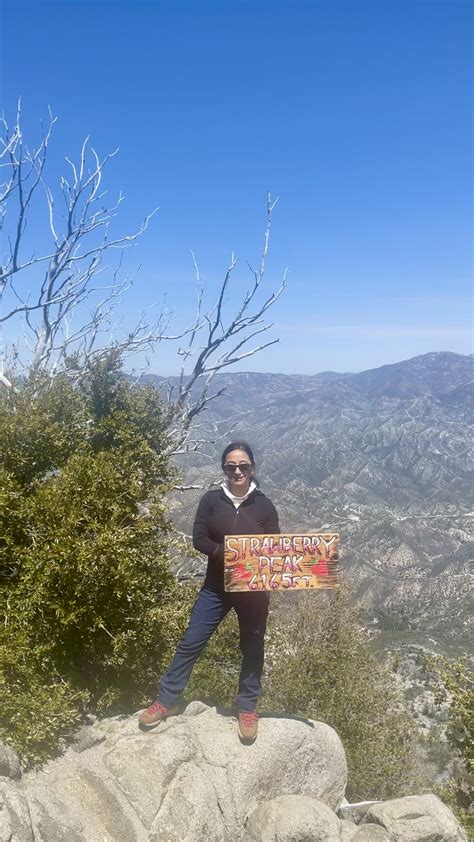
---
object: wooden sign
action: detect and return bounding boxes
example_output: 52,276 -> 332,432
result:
224,533 -> 340,592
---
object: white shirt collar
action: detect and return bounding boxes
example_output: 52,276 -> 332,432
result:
221,479 -> 257,508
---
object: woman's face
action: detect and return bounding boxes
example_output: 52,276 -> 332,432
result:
222,448 -> 254,496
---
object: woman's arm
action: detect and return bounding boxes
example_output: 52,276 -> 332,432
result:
266,500 -> 280,534
192,493 -> 222,558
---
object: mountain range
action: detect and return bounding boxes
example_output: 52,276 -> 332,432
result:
146,351 -> 473,654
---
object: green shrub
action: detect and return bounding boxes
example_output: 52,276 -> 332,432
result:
0,469 -> 28,583
0,646 -> 87,766
0,371 -> 90,488
430,656 -> 474,835
0,356 -> 188,764
264,589 -> 418,801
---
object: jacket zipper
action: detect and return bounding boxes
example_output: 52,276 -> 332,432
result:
232,507 -> 240,531
221,489 -> 255,532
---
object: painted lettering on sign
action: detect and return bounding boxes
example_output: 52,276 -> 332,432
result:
224,533 -> 340,592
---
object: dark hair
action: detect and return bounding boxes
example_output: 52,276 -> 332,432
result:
221,441 -> 255,469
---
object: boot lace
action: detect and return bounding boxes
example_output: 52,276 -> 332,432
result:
147,700 -> 168,716
239,712 -> 258,726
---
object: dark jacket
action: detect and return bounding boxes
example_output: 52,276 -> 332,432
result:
192,486 -> 280,589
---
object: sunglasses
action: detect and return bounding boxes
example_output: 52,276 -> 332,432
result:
223,462 -> 252,475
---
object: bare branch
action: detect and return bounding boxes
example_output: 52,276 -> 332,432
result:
172,484 -> 209,491
164,193 -> 286,451
0,108 -> 171,379
1,107 -> 287,463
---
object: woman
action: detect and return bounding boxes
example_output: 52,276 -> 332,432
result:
139,441 -> 280,742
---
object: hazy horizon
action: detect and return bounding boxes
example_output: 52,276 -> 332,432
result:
136,348 -> 471,380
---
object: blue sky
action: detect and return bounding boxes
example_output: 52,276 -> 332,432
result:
1,0 -> 472,375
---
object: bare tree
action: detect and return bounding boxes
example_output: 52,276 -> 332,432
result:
163,193 -> 286,455
0,104 -> 286,450
0,101 -> 167,382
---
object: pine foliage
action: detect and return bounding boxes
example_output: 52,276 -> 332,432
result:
0,356 -> 188,763
431,656 -> 474,835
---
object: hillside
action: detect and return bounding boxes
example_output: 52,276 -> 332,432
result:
147,352 -> 473,652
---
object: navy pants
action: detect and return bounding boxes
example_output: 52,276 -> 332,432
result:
158,585 -> 270,712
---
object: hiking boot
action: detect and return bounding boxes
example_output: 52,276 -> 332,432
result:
138,700 -> 178,729
237,711 -> 258,742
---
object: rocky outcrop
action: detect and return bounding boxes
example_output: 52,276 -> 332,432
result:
340,822 -> 391,841
242,795 -> 342,841
0,705 -> 468,841
359,795 -> 469,841
0,744 -> 21,782
0,704 -> 346,841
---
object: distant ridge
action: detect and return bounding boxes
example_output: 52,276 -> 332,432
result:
143,351 -> 472,398
162,352 -> 473,653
